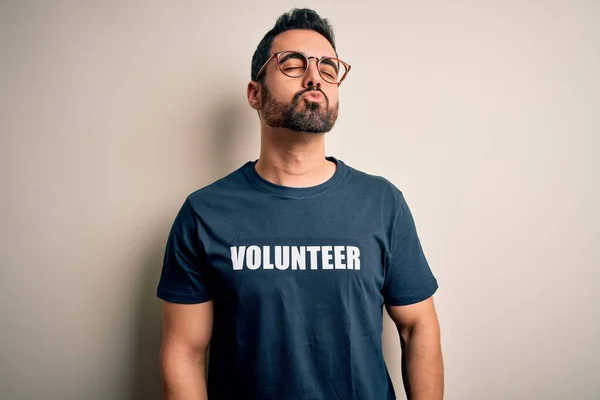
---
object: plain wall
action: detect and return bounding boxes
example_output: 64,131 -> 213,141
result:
1,1 -> 598,399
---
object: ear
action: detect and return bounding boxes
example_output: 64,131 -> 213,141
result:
247,81 -> 261,111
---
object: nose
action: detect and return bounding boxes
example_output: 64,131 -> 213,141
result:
303,57 -> 323,89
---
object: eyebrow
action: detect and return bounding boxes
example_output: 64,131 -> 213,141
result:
279,52 -> 306,63
320,58 -> 339,72
280,50 -> 337,58
278,51 -> 339,70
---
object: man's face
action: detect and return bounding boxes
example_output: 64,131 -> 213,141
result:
259,29 -> 340,134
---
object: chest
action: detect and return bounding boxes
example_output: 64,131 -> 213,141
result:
199,209 -> 390,308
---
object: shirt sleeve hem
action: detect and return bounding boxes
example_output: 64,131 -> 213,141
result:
156,287 -> 212,304
384,281 -> 439,307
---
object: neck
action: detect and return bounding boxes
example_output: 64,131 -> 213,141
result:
255,125 -> 336,188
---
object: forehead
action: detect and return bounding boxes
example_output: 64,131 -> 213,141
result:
270,29 -> 336,58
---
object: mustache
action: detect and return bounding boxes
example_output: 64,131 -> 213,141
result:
292,87 -> 329,104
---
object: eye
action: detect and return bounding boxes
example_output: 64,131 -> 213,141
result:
319,65 -> 338,80
279,56 -> 306,71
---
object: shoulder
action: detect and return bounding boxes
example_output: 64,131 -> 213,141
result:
341,160 -> 406,209
183,163 -> 251,213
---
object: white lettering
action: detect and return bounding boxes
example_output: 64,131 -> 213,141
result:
263,245 -> 274,269
322,246 -> 333,269
275,246 -> 290,270
231,246 -> 246,270
334,246 -> 346,269
347,246 -> 360,270
291,246 -> 306,270
306,246 -> 320,270
246,246 -> 261,270
229,245 -> 361,271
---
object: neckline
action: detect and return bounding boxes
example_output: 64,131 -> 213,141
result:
243,156 -> 347,199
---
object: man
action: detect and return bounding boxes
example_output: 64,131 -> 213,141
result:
157,8 -> 443,400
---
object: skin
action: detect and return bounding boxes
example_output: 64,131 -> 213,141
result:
160,28 -> 443,400
246,29 -> 339,188
387,298 -> 444,400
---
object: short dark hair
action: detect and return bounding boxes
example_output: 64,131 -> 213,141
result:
250,8 -> 337,82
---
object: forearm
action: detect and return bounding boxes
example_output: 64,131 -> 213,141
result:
160,349 -> 208,400
400,323 -> 444,400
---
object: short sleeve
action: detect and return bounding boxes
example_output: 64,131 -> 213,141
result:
382,192 -> 438,306
156,198 -> 212,304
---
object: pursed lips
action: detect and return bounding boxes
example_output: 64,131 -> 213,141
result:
303,91 -> 324,101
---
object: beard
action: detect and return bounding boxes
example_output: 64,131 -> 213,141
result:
260,84 -> 339,134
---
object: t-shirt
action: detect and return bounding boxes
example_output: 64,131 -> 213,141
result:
156,156 -> 438,400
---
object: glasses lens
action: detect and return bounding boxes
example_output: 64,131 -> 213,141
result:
278,52 -> 308,78
319,58 -> 347,84
277,52 -> 348,83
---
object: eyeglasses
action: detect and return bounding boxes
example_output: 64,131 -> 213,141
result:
255,50 -> 351,86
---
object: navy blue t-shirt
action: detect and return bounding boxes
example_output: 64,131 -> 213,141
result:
157,156 -> 438,400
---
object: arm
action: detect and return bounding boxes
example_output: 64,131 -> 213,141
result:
386,296 -> 443,400
160,300 -> 214,400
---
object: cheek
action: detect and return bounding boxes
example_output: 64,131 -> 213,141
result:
270,76 -> 303,99
325,89 -> 338,105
